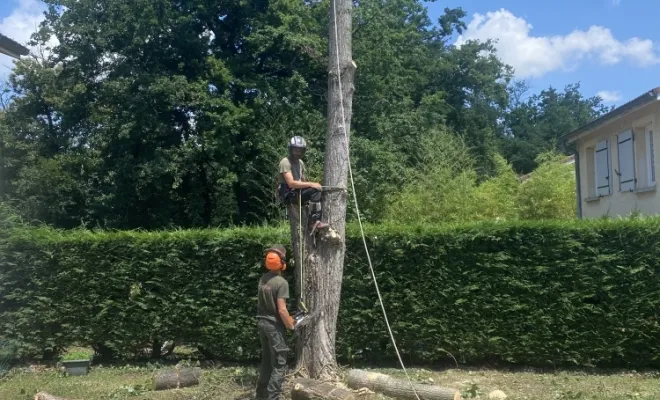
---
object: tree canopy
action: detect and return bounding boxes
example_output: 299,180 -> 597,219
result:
0,0 -> 608,229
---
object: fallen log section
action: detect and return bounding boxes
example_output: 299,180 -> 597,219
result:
34,393 -> 70,400
152,367 -> 203,391
347,369 -> 461,400
291,378 -> 374,400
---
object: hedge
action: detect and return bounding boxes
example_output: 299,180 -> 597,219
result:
1,219 -> 660,368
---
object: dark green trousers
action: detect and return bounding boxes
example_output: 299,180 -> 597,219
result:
256,318 -> 288,400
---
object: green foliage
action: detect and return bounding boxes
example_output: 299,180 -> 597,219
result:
384,130 -> 479,224
2,219 -> 660,368
517,152 -> 577,220
500,82 -> 609,174
61,350 -> 92,361
0,203 -> 21,232
0,0 -> 601,230
0,338 -> 20,374
385,139 -> 576,223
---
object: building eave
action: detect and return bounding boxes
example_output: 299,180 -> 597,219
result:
561,87 -> 660,144
0,33 -> 30,59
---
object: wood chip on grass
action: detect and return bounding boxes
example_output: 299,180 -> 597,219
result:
1,365 -> 659,400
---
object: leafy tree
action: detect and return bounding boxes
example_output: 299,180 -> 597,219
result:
0,0 -> 589,229
471,154 -> 519,221
516,151 -> 576,220
384,129 -> 479,224
500,82 -> 610,174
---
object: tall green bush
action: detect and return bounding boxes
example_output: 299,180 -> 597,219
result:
1,219 -> 660,368
517,152 -> 577,220
386,148 -> 577,223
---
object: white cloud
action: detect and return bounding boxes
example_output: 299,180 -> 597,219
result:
454,9 -> 660,78
0,0 -> 56,81
596,90 -> 622,103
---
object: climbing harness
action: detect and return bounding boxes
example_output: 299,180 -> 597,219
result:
329,0 -> 421,398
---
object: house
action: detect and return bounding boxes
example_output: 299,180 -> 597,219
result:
0,33 -> 29,59
562,87 -> 659,219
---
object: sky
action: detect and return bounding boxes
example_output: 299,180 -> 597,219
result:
426,0 -> 660,105
0,0 -> 659,107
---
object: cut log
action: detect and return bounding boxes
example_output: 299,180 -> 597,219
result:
152,367 -> 203,391
291,378 -> 374,400
34,393 -> 70,400
347,369 -> 461,400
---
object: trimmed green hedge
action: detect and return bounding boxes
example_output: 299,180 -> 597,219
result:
2,219 -> 660,368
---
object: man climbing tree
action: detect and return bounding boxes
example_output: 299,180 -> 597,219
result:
278,136 -> 329,234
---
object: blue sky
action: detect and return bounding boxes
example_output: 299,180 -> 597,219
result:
0,0 -> 659,106
426,0 -> 660,105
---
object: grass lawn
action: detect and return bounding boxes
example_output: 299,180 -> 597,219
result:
1,362 -> 659,400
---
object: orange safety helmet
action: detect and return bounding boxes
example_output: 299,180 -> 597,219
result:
264,244 -> 287,271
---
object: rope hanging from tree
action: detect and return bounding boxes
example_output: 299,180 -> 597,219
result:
327,0 -> 421,398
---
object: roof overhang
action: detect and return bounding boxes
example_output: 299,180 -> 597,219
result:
561,87 -> 660,144
0,33 -> 29,59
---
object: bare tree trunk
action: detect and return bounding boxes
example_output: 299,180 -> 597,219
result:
347,370 -> 462,400
289,0 -> 356,381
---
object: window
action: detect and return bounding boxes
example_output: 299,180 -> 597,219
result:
595,139 -> 611,196
648,127 -> 656,186
616,130 -> 635,192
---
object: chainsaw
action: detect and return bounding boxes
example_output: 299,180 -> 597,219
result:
293,301 -> 318,330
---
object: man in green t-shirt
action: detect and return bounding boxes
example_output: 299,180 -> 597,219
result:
277,136 -> 328,232
256,244 -> 296,400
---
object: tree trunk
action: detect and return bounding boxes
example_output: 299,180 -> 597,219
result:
289,0 -> 356,381
152,367 -> 203,391
291,378 -> 373,400
347,370 -> 462,400
34,393 -> 70,400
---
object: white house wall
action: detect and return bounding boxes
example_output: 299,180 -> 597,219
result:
576,101 -> 660,218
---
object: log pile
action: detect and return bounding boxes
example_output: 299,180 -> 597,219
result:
347,369 -> 461,400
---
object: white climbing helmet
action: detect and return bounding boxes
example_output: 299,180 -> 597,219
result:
288,136 -> 307,150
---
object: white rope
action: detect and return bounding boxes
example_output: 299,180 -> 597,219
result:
299,192 -> 304,304
329,1 -> 421,399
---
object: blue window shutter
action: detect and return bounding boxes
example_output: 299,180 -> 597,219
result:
595,139 -> 611,196
617,130 -> 635,192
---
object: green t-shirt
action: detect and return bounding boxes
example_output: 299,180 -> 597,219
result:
257,272 -> 290,323
278,157 -> 306,185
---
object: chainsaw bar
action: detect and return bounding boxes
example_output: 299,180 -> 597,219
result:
294,310 -> 320,330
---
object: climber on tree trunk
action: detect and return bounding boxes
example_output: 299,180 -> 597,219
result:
278,136 -> 329,233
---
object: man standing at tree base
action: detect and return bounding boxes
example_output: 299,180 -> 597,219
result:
256,245 -> 296,400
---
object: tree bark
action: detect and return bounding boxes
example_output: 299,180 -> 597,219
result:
152,367 -> 203,391
289,0 -> 356,381
291,378 -> 373,400
347,370 -> 462,400
34,393 -> 70,400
